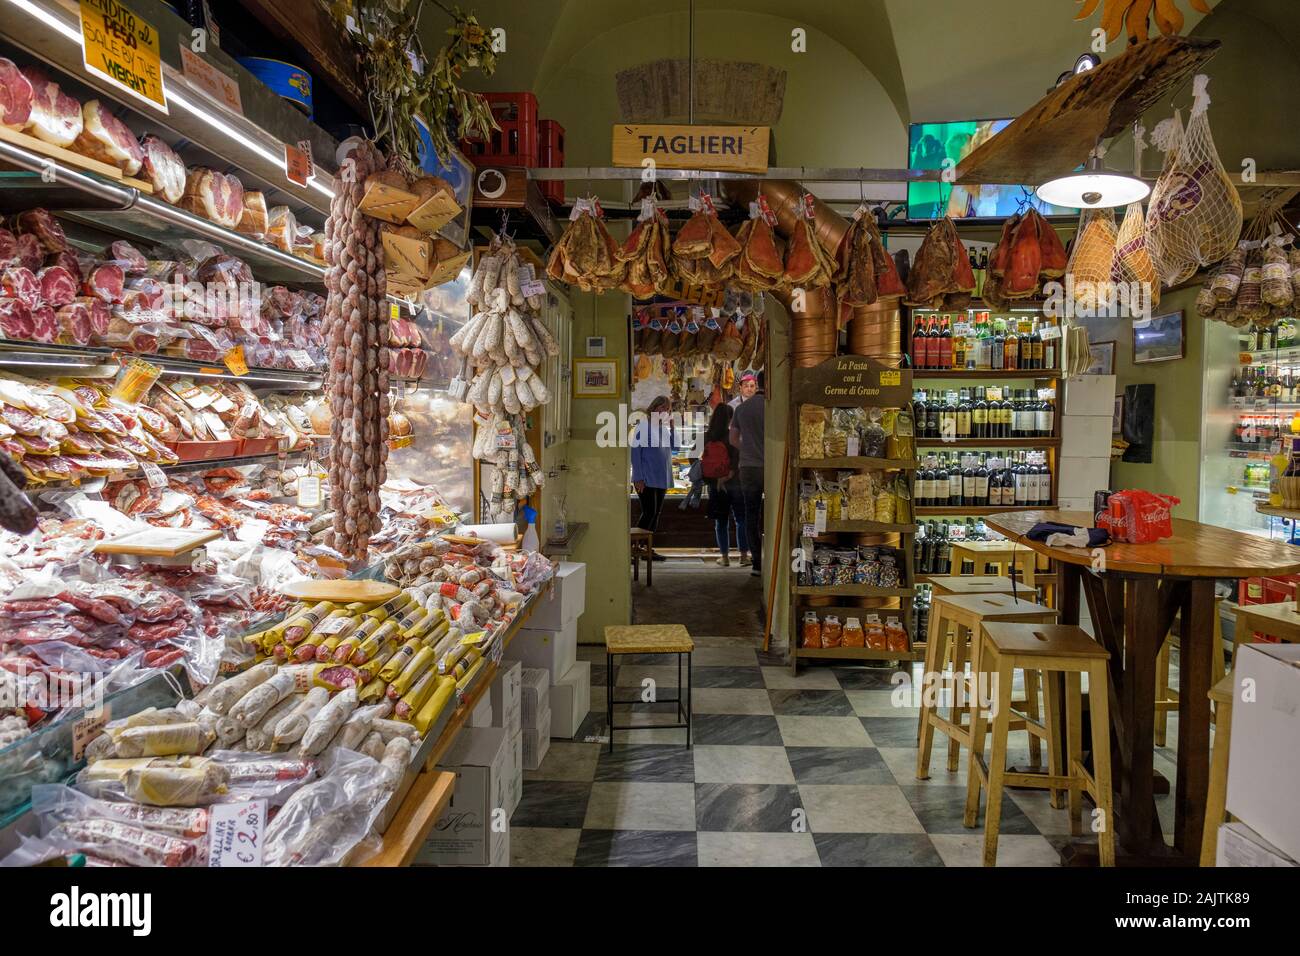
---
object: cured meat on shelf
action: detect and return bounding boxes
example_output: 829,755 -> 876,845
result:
55,301 -> 93,345
0,299 -> 31,339
14,209 -> 68,254
26,305 -> 56,344
73,101 -> 144,176
0,58 -> 33,130
44,250 -> 81,280
2,267 -> 39,307
82,263 -> 125,304
13,233 -> 40,272
179,168 -> 245,229
138,134 -> 186,204
236,191 -> 269,239
107,241 -> 148,275
21,67 -> 80,148
37,265 -> 77,307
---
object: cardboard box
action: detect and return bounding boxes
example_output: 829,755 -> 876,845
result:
507,730 -> 523,817
1061,415 -> 1113,457
527,561 -> 586,630
1217,821 -> 1297,867
1226,643 -> 1300,862
1057,456 -> 1112,500
520,667 -> 550,729
522,707 -> 551,771
1062,374 -> 1116,417
507,618 -> 577,681
1058,496 -> 1097,513
491,661 -> 522,740
469,693 -> 494,728
417,727 -> 511,867
550,660 -> 591,739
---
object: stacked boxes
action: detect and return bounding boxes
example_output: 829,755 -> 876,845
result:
490,662 -> 523,815
1059,374 -> 1116,510
520,667 -> 551,771
417,727 -> 511,867
506,561 -> 591,742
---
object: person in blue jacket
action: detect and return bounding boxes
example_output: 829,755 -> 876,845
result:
632,394 -> 673,561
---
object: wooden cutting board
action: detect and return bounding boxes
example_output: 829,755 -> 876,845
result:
94,528 -> 221,556
280,579 -> 400,603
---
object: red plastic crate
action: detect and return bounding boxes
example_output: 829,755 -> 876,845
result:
460,92 -> 539,167
537,118 -> 565,206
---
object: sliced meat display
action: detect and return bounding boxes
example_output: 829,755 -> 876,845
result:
1,267 -> 39,307
0,298 -> 32,339
78,296 -> 110,337
72,101 -> 144,176
107,241 -> 148,274
180,168 -> 245,229
43,249 -> 81,280
138,134 -> 186,204
0,57 -> 33,130
55,301 -> 92,345
236,191 -> 269,238
82,263 -> 125,303
14,209 -> 67,254
37,265 -> 77,307
121,278 -> 164,312
28,304 -> 57,343
21,67 -> 80,147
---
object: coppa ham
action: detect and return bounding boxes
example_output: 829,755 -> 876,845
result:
0,58 -> 33,130
138,134 -> 185,204
55,301 -> 92,345
82,263 -> 125,303
0,298 -> 32,339
28,305 -> 57,343
179,168 -> 245,229
43,249 -> 81,280
72,101 -> 143,176
121,278 -> 164,312
75,296 -> 109,337
1,267 -> 39,307
0,228 -> 15,267
37,265 -> 76,307
13,233 -> 40,272
107,241 -> 147,274
14,209 -> 67,253
22,67 -> 80,147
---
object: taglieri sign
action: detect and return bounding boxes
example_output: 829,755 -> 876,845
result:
612,125 -> 769,174
80,0 -> 168,112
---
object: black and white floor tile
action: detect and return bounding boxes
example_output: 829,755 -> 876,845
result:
511,637 -> 1183,867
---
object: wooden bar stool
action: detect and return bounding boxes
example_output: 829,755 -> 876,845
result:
1200,673 -> 1236,866
916,592 -> 1058,780
604,624 -> 693,752
629,529 -> 653,585
964,622 -> 1114,867
926,575 -> 1020,597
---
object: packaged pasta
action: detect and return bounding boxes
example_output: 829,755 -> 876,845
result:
799,404 -> 826,459
841,617 -> 865,648
800,611 -> 822,649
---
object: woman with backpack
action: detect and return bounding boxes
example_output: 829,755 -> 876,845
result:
701,402 -> 750,567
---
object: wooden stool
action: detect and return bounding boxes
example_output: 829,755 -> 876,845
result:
926,575 -> 1021,597
917,592 -> 1058,780
1155,600 -> 1225,746
1231,600 -> 1300,653
1200,673 -> 1236,866
630,529 -> 653,585
949,541 -> 1036,586
965,622 -> 1114,867
604,624 -> 693,752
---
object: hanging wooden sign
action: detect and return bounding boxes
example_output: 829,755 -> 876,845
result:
612,125 -> 769,174
791,355 -> 912,407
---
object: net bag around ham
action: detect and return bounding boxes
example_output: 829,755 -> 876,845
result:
1110,201 -> 1160,314
1145,76 -> 1243,287
1066,207 -> 1118,312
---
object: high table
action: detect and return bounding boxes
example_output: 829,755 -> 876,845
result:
984,509 -> 1300,866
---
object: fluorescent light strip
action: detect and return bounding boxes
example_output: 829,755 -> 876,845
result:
7,0 -> 81,42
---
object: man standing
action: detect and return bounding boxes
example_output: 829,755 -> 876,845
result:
729,371 -> 757,408
632,395 -> 673,561
729,369 -> 765,578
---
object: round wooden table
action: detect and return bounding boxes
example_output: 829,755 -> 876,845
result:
984,509 -> 1300,865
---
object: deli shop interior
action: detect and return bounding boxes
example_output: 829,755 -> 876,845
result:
0,0 -> 1296,880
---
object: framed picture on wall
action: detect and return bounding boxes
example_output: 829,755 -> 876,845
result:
573,358 -> 620,398
1085,340 -> 1116,375
1133,311 -> 1185,364
1113,394 -> 1125,435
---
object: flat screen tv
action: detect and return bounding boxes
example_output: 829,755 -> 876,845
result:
906,119 -> 1077,220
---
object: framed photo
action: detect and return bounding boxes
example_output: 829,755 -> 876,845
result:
1133,311 -> 1185,364
1113,394 -> 1124,435
1085,340 -> 1116,375
573,358 -> 620,398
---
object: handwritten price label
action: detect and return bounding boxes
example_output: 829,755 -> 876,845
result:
207,799 -> 266,867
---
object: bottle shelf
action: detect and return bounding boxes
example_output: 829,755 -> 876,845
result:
915,437 -> 1061,447
911,369 -> 1060,379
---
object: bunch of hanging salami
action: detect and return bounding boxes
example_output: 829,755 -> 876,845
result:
322,140 -> 391,561
1196,230 -> 1300,329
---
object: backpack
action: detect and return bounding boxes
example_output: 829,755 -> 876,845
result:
701,440 -> 731,479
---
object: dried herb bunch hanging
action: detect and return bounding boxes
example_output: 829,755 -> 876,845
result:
326,0 -> 499,169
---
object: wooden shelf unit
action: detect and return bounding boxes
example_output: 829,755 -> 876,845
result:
789,356 -> 920,673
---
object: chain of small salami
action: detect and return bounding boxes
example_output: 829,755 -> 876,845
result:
323,140 -> 391,561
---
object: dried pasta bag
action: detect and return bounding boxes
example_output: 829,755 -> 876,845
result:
822,421 -> 848,458
1145,78 -> 1243,286
799,404 -> 826,459
844,473 -> 874,520
1110,201 -> 1160,313
1066,207 -> 1117,312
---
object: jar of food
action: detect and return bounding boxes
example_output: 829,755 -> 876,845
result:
864,614 -> 886,650
842,616 -> 865,647
801,611 -> 823,649
821,614 -> 843,648
885,616 -> 908,652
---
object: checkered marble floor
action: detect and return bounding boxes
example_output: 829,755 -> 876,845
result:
507,636 -> 1188,867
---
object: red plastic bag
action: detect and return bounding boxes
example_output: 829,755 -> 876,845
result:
1102,489 -> 1180,543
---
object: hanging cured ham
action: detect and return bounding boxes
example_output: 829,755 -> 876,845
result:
905,217 -> 976,309
545,202 -> 622,292
833,210 -> 895,307
732,215 -> 784,292
616,211 -> 673,298
783,206 -> 836,289
672,203 -> 740,287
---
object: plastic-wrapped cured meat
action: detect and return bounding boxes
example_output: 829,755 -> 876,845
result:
236,191 -> 269,239
138,134 -> 185,204
55,301 -> 93,345
77,297 -> 109,338
196,254 -> 253,289
1,267 -> 39,307
106,241 -> 148,275
72,100 -> 144,176
37,265 -> 77,307
14,209 -> 67,254
28,304 -> 57,343
121,277 -> 164,312
0,298 -> 32,339
13,233 -> 40,272
82,263 -> 124,303
179,168 -> 244,229
0,58 -> 33,130
21,67 -> 80,147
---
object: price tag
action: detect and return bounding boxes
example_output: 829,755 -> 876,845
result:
315,616 -> 351,635
813,499 -> 828,534
1039,324 -> 1062,340
209,393 -> 237,414
521,279 -> 546,297
207,799 -> 266,867
880,370 -> 901,386
390,302 -> 401,320
388,435 -> 414,450
141,461 -> 167,490
284,143 -> 312,187
72,704 -> 111,761
296,139 -> 315,180
178,45 -> 241,113
79,0 -> 167,111
495,422 -> 516,449
639,198 -> 654,221
288,350 -> 315,370
297,474 -> 322,508
802,523 -> 816,538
